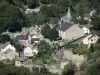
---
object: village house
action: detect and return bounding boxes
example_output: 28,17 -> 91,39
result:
77,10 -> 96,21
56,49 -> 85,69
15,57 -> 33,70
17,35 -> 29,46
24,45 -> 38,57
0,42 -> 18,61
82,34 -> 99,47
78,24 -> 92,34
60,22 -> 84,41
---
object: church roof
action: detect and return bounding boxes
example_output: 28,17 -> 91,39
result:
61,22 -> 73,32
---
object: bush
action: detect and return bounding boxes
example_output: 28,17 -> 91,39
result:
72,46 -> 88,55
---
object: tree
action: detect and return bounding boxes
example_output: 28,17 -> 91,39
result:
0,34 -> 10,43
62,62 -> 76,75
57,0 -> 70,12
37,40 -> 55,63
90,14 -> 100,30
77,3 -> 84,19
26,0 -> 39,9
85,57 -> 100,75
87,0 -> 100,12
89,44 -> 95,52
73,46 -> 88,55
10,39 -> 24,52
0,64 -> 31,75
41,24 -> 51,38
39,0 -> 57,4
26,11 -> 37,26
0,2 -> 29,33
48,28 -> 59,41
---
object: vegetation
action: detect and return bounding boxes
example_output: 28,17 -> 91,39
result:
0,1 -> 29,33
36,40 -> 56,64
62,62 -> 76,75
0,62 -> 31,75
64,44 -> 79,49
10,39 -> 24,52
90,13 -> 100,30
0,34 -> 10,43
41,24 -> 59,41
72,45 -> 88,55
0,62 -> 57,75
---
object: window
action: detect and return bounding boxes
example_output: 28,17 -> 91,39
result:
91,39 -> 93,42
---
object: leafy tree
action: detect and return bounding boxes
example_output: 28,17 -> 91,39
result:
26,11 -> 37,26
57,0 -> 70,12
48,28 -> 59,41
91,14 -> 100,30
40,4 -> 63,18
85,52 -> 100,75
39,0 -> 57,4
0,64 -> 31,75
26,0 -> 39,9
34,13 -> 49,25
77,3 -> 84,19
0,34 -> 10,43
73,46 -> 88,55
41,24 -> 51,38
89,44 -> 95,52
10,39 -> 24,52
0,2 -> 29,33
62,62 -> 76,75
87,0 -> 100,12
37,40 -> 55,63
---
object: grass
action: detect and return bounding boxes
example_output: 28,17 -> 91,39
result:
64,44 -> 79,49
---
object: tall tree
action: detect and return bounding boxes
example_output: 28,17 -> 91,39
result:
0,2 -> 29,33
90,14 -> 100,30
77,3 -> 84,19
41,24 -> 51,38
62,62 -> 76,75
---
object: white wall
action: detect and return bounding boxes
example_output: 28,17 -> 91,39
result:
64,25 -> 84,41
15,61 -> 21,67
1,44 -> 15,53
24,47 -> 33,57
82,27 -> 90,34
89,35 -> 99,44
83,34 -> 99,45
61,31 -> 65,40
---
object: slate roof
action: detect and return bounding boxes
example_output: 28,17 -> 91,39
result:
56,49 -> 72,62
61,22 -> 73,32
17,35 -> 28,40
0,42 -> 10,50
3,48 -> 13,54
15,57 -> 27,62
78,25 -> 93,29
84,13 -> 90,17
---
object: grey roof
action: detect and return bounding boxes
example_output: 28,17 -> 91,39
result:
3,48 -> 13,54
15,57 -> 27,62
56,50 -> 64,61
0,42 -> 10,50
78,25 -> 93,29
84,13 -> 90,17
56,49 -> 72,62
62,58 -> 69,62
17,35 -> 28,40
61,22 -> 73,31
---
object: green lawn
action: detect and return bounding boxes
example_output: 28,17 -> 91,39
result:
64,44 -> 79,49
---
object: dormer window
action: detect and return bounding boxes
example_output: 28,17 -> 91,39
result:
91,39 -> 93,42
